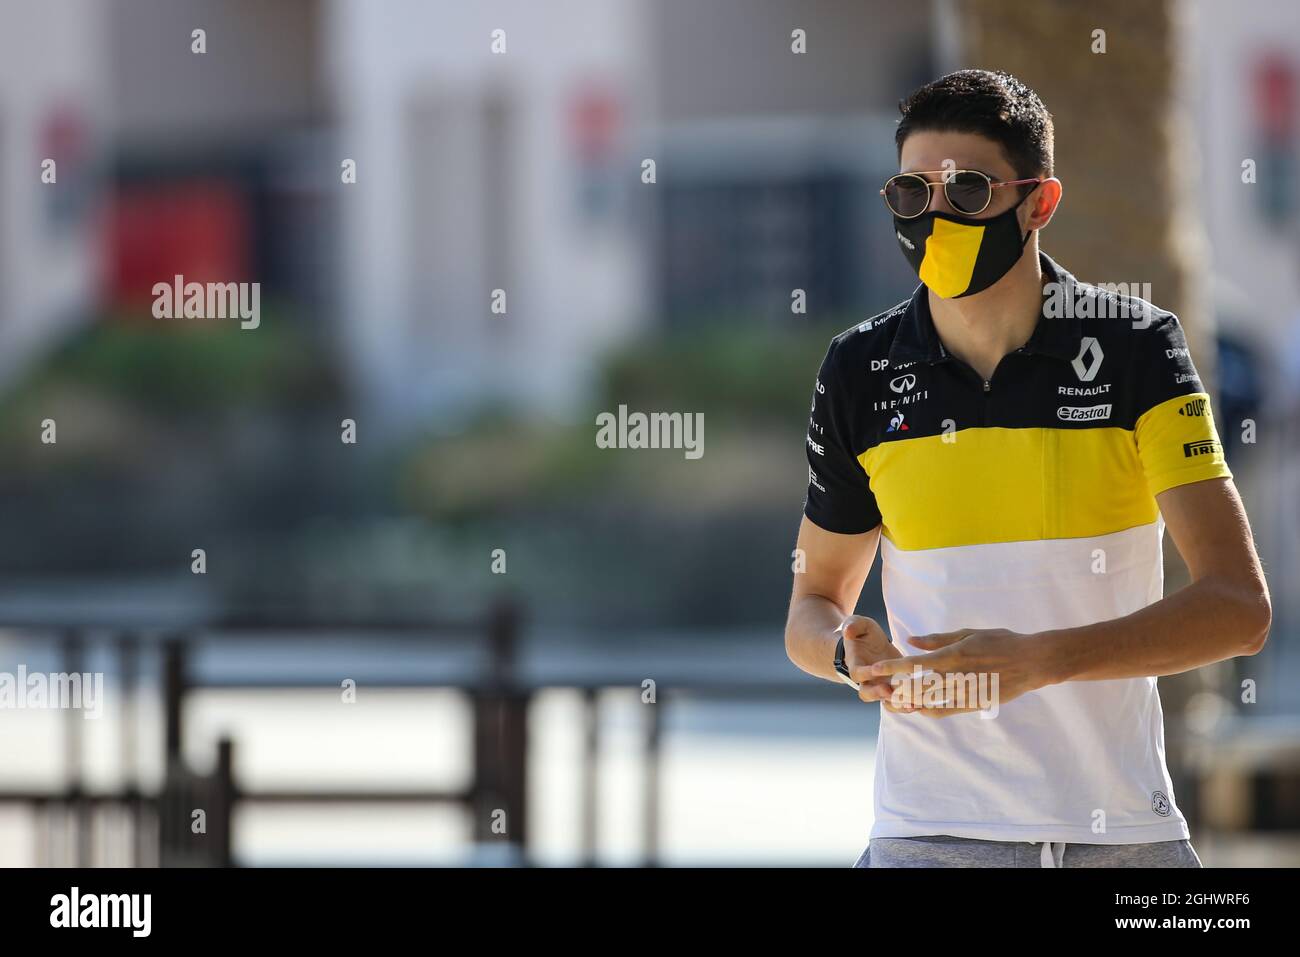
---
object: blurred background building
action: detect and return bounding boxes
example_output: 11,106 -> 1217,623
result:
0,0 -> 104,389
0,0 -> 1297,866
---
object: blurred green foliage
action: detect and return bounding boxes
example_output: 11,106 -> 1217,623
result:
597,321 -> 848,427
20,308 -> 338,414
399,319 -> 853,518
0,309 -> 343,475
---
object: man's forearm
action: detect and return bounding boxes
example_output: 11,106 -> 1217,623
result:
785,595 -> 846,683
1041,572 -> 1270,684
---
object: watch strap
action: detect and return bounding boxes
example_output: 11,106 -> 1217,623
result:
833,632 -> 860,690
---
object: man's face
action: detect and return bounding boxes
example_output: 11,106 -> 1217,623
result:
898,129 -> 1032,222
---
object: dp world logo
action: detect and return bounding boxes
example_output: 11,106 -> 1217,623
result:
889,373 -> 917,394
1072,336 -> 1104,382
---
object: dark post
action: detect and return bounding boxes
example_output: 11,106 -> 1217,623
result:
473,600 -> 527,860
163,638 -> 186,765
118,631 -> 141,867
214,737 -> 235,867
159,638 -> 188,867
63,630 -> 91,867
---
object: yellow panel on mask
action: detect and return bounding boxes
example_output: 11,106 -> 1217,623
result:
918,218 -> 985,298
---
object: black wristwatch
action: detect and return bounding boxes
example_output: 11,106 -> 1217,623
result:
833,631 -> 860,690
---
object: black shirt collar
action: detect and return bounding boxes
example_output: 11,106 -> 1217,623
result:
887,252 -> 1084,367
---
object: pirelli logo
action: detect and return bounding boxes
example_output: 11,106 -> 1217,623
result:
1183,439 -> 1222,458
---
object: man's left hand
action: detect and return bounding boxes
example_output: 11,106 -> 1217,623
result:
867,628 -> 1058,717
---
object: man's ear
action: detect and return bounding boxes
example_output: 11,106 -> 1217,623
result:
1025,177 -> 1063,230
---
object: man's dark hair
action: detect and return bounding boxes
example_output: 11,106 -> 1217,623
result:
895,69 -> 1054,178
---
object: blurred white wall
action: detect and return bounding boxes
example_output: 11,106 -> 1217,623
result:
0,0 -> 107,387
1189,0 -> 1300,654
651,0 -> 931,122
326,0 -> 653,435
108,0 -> 325,148
1190,0 -> 1300,345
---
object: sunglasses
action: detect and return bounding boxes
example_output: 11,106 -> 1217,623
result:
881,169 -> 1043,219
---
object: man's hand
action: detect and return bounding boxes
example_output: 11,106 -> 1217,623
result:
841,615 -> 903,705
867,628 -> 1054,717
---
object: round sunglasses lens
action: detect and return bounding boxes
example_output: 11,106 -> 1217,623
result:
945,171 -> 992,215
885,176 -> 930,218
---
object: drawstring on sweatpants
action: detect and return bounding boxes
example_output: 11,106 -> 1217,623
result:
1040,841 -> 1064,867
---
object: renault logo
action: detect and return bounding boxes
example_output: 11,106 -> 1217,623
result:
1071,337 -> 1103,382
889,373 -> 917,394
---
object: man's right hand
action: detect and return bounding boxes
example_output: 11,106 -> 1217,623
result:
842,615 -> 903,705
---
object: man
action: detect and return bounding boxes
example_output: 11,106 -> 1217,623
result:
785,70 -> 1271,868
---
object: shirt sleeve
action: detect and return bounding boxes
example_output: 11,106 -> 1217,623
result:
1132,313 -> 1232,498
803,337 -> 881,534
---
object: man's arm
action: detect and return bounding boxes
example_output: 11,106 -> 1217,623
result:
785,517 -> 899,698
1041,475 -> 1270,682
793,332 -> 902,696
785,517 -> 877,682
1035,309 -> 1270,679
867,477 -> 1270,710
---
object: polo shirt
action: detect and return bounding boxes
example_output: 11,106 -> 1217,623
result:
804,252 -> 1231,844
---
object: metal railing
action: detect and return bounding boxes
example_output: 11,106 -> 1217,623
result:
0,603 -> 525,866
0,604 -> 842,866
9,607 -> 1298,865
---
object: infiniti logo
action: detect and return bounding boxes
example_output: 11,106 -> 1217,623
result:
889,373 -> 917,394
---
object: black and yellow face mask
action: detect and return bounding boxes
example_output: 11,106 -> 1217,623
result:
893,195 -> 1033,299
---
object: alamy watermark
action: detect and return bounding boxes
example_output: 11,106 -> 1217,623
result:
596,405 -> 704,460
1043,281 -> 1153,328
890,665 -> 1001,719
50,887 -> 151,937
0,666 -> 104,719
152,274 -> 260,329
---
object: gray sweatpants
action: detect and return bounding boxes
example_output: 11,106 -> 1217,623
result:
855,835 -> 1202,868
